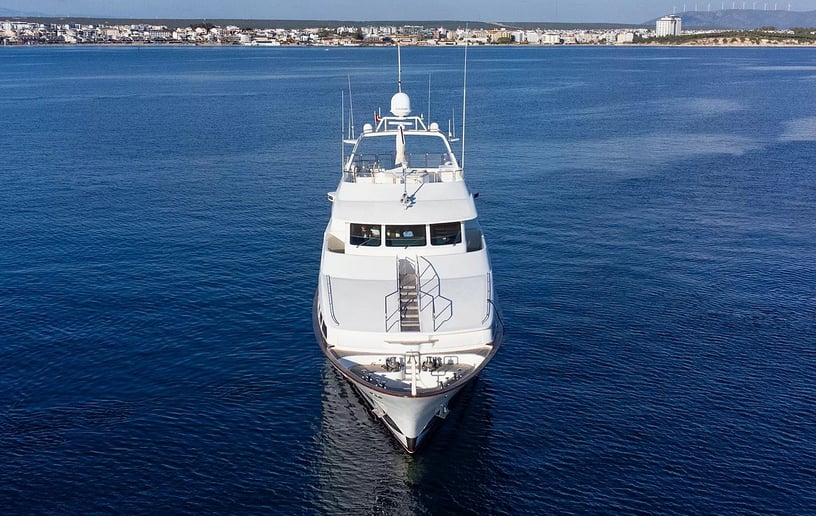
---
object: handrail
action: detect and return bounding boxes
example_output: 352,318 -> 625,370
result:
345,149 -> 462,184
384,257 -> 401,332
325,276 -> 340,325
417,256 -> 453,331
482,272 -> 492,324
487,298 -> 504,330
381,115 -> 427,131
433,298 -> 453,331
385,291 -> 401,332
418,257 -> 437,299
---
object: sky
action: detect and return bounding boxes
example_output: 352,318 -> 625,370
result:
4,0 -> 816,24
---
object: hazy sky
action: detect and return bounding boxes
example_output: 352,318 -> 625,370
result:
5,0 -> 816,24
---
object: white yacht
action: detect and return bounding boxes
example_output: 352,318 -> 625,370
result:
314,52 -> 502,452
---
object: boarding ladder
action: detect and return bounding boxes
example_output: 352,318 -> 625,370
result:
398,258 -> 421,332
385,256 -> 453,333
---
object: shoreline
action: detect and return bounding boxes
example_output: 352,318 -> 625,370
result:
4,41 -> 816,48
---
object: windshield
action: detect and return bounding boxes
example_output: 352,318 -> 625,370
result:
352,133 -> 455,170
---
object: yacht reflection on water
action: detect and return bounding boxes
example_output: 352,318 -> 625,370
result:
312,360 -> 498,514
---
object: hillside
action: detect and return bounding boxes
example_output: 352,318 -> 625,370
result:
0,15 -> 499,29
0,7 -> 27,16
649,9 -> 816,29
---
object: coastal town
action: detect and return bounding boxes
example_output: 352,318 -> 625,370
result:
2,17 -> 816,46
0,20 -> 647,46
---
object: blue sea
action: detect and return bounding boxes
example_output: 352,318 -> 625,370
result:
1,45 -> 815,514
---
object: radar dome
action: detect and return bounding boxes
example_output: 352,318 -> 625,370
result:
390,92 -> 411,117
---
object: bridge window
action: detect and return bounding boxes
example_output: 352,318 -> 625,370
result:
430,222 -> 462,245
385,224 -> 426,247
350,223 -> 382,246
464,219 -> 483,252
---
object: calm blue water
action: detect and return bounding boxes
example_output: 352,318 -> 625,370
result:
1,45 -> 815,514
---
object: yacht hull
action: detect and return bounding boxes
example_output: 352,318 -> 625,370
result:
352,378 -> 464,452
316,333 -> 467,452
313,296 -> 501,453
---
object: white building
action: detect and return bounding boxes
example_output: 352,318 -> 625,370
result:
540,33 -> 560,45
656,15 -> 682,37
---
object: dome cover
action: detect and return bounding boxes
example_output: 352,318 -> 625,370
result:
390,92 -> 411,117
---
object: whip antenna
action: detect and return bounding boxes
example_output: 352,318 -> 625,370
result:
461,29 -> 468,172
427,74 -> 431,123
397,44 -> 402,92
347,75 -> 355,139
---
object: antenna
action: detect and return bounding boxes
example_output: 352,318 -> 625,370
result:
347,75 -> 355,139
461,31 -> 468,173
341,90 -> 345,169
427,73 -> 432,124
397,44 -> 402,92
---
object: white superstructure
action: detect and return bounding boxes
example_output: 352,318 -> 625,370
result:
313,51 -> 502,452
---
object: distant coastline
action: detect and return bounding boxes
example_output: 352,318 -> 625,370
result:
3,17 -> 816,47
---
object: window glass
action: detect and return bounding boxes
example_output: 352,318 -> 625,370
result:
353,133 -> 452,170
464,219 -> 483,252
350,223 -> 381,246
385,224 -> 427,247
430,222 -> 462,246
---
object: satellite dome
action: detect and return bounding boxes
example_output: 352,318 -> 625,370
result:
390,92 -> 411,117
